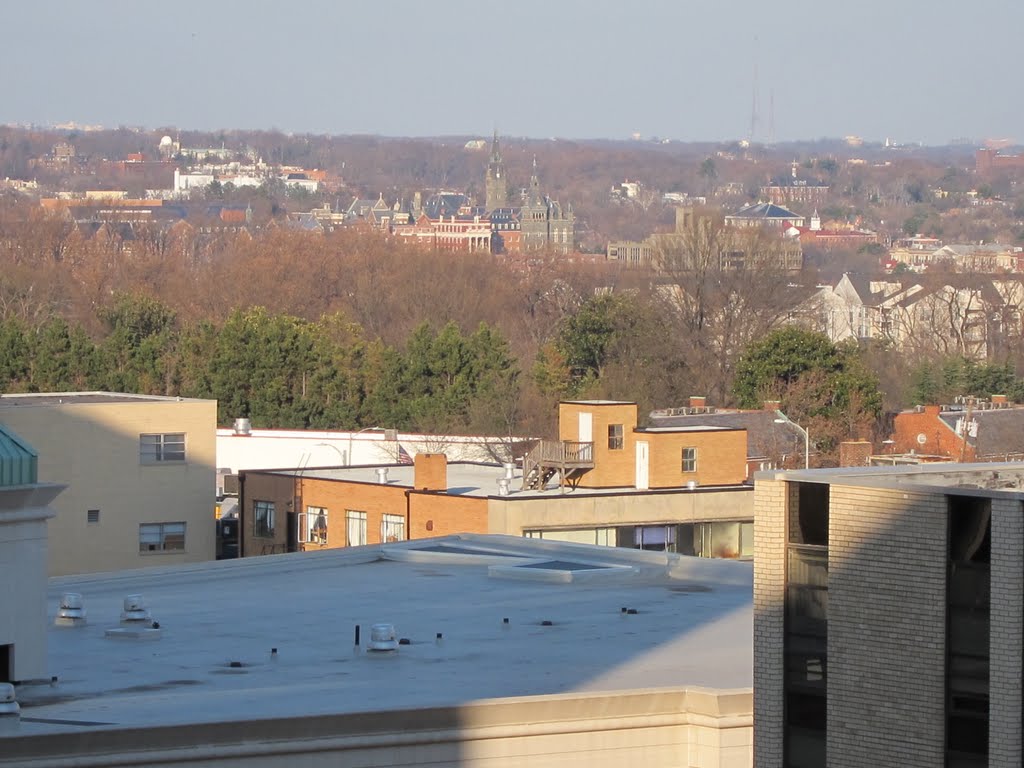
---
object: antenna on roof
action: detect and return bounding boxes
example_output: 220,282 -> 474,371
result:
749,37 -> 760,143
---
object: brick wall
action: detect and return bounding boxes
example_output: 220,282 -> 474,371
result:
890,407 -> 970,460
409,491 -> 488,539
240,472 -> 295,555
647,429 -> 748,488
989,498 -> 1023,768
827,485 -> 947,768
753,477 -> 787,768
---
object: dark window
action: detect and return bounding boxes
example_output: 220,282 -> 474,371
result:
607,424 -> 624,450
785,481 -> 829,768
253,500 -> 275,538
140,433 -> 186,463
790,483 -> 829,545
946,495 -> 990,764
87,509 -> 100,524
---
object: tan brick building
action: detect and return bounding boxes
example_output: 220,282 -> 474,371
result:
754,463 -> 1024,768
239,401 -> 756,559
0,392 -> 217,576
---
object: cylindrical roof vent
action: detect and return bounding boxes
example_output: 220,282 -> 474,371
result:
503,463 -> 515,480
376,467 -> 389,484
368,623 -> 398,652
497,478 -> 511,496
0,683 -> 19,720
233,418 -> 252,436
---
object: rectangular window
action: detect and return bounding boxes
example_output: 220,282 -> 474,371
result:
346,510 -> 367,547
946,495 -> 990,765
381,513 -> 405,543
607,424 -> 624,450
253,500 -> 275,538
139,433 -> 186,464
682,447 -> 697,473
299,506 -> 328,545
87,509 -> 100,524
139,522 -> 186,553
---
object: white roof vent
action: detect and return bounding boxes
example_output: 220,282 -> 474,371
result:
686,480 -> 699,490
0,682 -> 19,732
376,467 -> 390,484
233,418 -> 252,436
497,478 -> 511,496
106,594 -> 162,640
368,623 -> 398,652
55,592 -> 87,627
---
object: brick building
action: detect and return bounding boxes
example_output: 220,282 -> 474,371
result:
238,400 -> 756,559
889,397 -> 1024,462
753,462 -> 1023,767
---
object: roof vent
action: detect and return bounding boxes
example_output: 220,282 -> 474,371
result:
105,595 -> 162,640
54,592 -> 87,627
384,429 -> 398,441
686,480 -> 699,490
503,463 -> 515,480
376,467 -> 390,484
0,683 -> 19,733
233,418 -> 252,436
497,477 -> 511,496
368,623 -> 398,652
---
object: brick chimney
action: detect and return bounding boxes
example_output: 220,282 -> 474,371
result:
839,440 -> 873,468
924,404 -> 941,416
414,453 -> 447,492
689,396 -> 707,409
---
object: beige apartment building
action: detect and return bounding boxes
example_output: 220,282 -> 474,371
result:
0,392 -> 216,576
754,463 -> 1023,768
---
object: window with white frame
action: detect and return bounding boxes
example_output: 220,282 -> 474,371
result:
139,522 -> 186,553
139,433 -> 186,464
682,447 -> 698,473
381,513 -> 405,543
346,510 -> 367,547
253,500 -> 275,538
299,506 -> 329,545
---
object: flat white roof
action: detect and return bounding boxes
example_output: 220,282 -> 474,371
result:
253,462 -> 753,498
17,535 -> 752,736
0,391 -> 214,408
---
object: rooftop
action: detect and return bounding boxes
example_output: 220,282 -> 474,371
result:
760,461 -> 1024,497
14,535 -> 752,737
253,461 -> 753,498
0,392 -> 213,409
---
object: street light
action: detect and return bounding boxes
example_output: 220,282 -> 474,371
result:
347,426 -> 382,467
774,412 -> 810,469
314,442 -> 347,466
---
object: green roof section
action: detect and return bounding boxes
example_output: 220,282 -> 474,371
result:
0,424 -> 38,487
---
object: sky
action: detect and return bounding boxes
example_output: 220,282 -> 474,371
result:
4,0 -> 1020,145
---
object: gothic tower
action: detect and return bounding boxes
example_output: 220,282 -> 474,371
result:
485,130 -> 508,211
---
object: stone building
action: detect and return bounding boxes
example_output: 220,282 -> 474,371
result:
485,130 -> 508,211
753,462 -> 1023,768
518,157 -> 575,254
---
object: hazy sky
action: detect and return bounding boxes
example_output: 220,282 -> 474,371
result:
5,0 -> 1020,145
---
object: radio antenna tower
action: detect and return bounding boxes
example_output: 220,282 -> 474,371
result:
749,38 -> 760,143
768,89 -> 776,146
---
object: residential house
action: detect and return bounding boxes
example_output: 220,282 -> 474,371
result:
810,272 -> 1024,360
888,396 -> 1024,462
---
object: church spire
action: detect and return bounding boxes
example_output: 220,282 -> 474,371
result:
485,129 -> 508,211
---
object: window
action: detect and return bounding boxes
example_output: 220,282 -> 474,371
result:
299,506 -> 328,545
381,514 -> 405,543
682,447 -> 697,473
87,509 -> 100,524
253,500 -> 275,538
607,424 -> 624,450
140,433 -> 186,464
139,522 -> 186,553
346,510 -> 367,547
